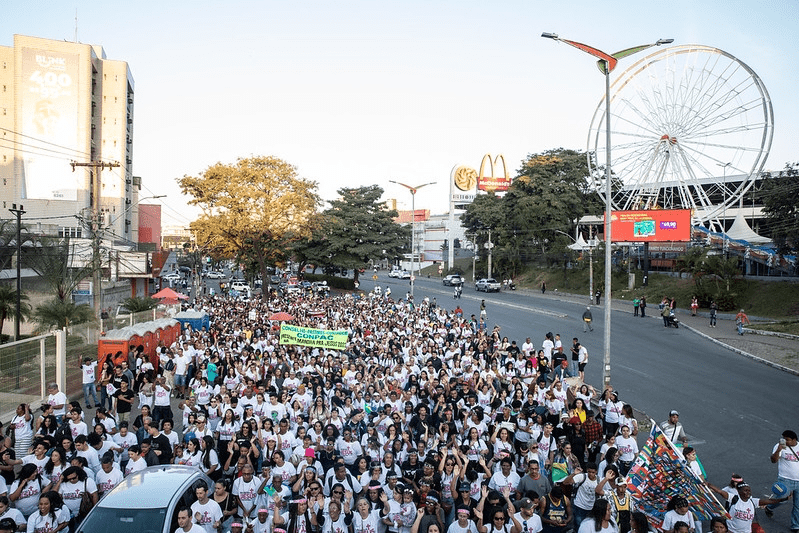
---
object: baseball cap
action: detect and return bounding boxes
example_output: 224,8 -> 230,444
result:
518,497 -> 535,509
669,410 -> 679,416
458,482 -> 471,492
305,448 -> 315,458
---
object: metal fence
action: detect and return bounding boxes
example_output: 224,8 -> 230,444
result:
0,330 -> 67,421
0,305 -> 181,423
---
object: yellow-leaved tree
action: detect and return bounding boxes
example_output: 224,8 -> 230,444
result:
179,156 -> 320,296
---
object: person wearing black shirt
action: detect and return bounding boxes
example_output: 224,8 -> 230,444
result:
146,424 -> 173,465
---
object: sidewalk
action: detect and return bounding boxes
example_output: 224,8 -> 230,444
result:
529,286 -> 799,375
671,311 -> 799,375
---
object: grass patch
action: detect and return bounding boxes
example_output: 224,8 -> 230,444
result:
748,321 -> 799,336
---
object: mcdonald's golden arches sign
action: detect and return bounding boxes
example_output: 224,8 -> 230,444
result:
478,154 -> 512,192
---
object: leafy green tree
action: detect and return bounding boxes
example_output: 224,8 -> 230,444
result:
179,156 -> 320,297
32,299 -> 94,332
120,296 -> 158,313
305,186 -> 409,282
758,163 -> 799,254
504,149 -> 601,261
0,284 -> 31,341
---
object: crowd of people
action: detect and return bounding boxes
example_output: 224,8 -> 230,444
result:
0,287 -> 795,533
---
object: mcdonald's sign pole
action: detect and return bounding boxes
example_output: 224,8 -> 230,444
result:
389,180 -> 435,300
541,33 -> 673,388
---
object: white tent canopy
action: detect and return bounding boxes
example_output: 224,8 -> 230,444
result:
568,233 -> 591,251
725,212 -> 771,244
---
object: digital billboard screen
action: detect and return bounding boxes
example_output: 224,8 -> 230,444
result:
610,209 -> 692,242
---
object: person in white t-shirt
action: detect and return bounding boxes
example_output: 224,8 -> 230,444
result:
232,465 -> 261,521
512,498 -> 542,533
46,383 -> 68,423
56,465 -> 98,521
175,507 -> 206,533
95,457 -> 124,496
191,483 -> 223,533
768,429 -> 799,529
705,481 -> 786,533
81,356 -> 99,409
124,446 -> 147,477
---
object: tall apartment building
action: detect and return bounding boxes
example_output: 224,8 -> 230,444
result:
0,34 -> 138,245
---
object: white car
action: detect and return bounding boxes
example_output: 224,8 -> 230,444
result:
388,270 -> 401,278
162,273 -> 181,282
475,278 -> 501,292
206,271 -> 225,279
230,280 -> 251,292
398,270 -> 411,279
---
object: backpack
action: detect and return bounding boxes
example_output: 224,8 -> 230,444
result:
164,359 -> 175,372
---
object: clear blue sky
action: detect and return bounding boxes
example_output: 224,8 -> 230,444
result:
3,0 -> 797,227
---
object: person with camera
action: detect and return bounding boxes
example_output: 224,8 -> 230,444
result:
767,429 -> 799,531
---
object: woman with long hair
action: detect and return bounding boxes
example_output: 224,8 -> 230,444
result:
24,492 -> 62,533
200,435 -> 220,481
56,465 -> 98,527
43,447 -> 68,487
212,478 -> 238,531
178,437 -> 203,468
273,497 -> 318,533
9,464 -> 43,518
98,359 -> 115,410
576,499 -> 616,533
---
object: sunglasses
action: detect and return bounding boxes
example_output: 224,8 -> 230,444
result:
333,490 -> 344,495
494,517 -> 506,522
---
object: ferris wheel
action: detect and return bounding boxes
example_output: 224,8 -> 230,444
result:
587,44 -> 773,231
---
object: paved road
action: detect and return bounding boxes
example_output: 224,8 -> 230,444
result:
362,275 -> 795,513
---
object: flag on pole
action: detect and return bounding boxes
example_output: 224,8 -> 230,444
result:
625,421 -> 726,530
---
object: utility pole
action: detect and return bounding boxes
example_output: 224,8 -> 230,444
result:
8,204 -> 24,341
466,232 -> 478,283
71,161 -> 120,315
486,229 -> 493,279
588,225 -> 594,303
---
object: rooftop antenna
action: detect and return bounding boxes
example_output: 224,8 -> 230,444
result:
74,8 -> 78,42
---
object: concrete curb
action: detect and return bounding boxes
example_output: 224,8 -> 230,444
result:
743,328 -> 799,341
680,322 -> 799,377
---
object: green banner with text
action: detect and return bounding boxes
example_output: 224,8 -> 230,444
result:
279,323 -> 349,350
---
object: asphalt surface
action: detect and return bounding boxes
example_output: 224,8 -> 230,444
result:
179,271 -> 798,530
360,274 -> 797,530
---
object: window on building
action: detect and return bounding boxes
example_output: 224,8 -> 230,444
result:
58,227 -> 83,238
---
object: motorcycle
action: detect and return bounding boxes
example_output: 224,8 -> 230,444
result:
665,312 -> 679,328
454,285 -> 462,299
503,279 -> 516,290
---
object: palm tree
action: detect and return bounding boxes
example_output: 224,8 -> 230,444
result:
0,284 -> 31,341
32,299 -> 95,332
120,296 -> 158,313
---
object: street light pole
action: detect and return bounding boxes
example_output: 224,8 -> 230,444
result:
389,180 -> 435,299
542,33 -> 673,389
717,162 -> 732,257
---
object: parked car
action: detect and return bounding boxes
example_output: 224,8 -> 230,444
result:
206,271 -> 225,279
230,280 -> 251,292
398,270 -> 411,279
312,281 -> 330,293
162,273 -> 181,283
443,274 -> 464,286
76,465 -> 213,533
269,275 -> 281,285
475,278 -> 501,292
388,270 -> 401,278
300,281 -> 312,290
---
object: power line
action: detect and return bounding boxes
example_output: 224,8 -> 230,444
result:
0,126 -> 93,159
0,137 -> 89,161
